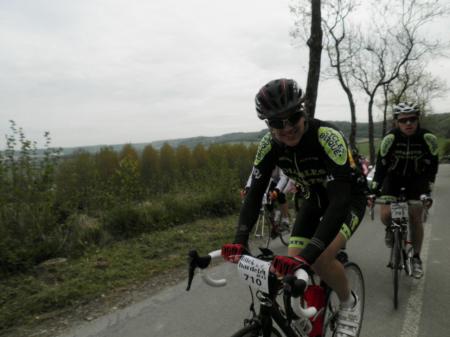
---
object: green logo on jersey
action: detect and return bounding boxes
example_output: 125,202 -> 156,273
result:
254,132 -> 272,166
318,127 -> 347,165
424,133 -> 438,156
380,134 -> 395,157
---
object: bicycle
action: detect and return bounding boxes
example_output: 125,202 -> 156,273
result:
186,247 -> 365,337
368,189 -> 429,309
253,192 -> 291,248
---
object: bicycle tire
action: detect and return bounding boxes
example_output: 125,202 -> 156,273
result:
278,221 -> 291,247
230,323 -> 282,337
253,212 -> 271,247
323,262 -> 365,337
392,230 -> 401,310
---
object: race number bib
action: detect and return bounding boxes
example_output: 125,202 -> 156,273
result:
237,255 -> 271,293
391,202 -> 408,220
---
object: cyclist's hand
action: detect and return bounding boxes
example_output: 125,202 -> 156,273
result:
270,255 -> 309,277
240,187 -> 249,199
367,194 -> 376,208
269,188 -> 280,201
221,243 -> 246,263
420,194 -> 433,209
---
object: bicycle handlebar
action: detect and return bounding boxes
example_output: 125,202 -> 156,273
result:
284,268 -> 318,319
187,248 -> 318,320
186,249 -> 226,291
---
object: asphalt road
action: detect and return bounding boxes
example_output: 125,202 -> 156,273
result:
60,164 -> 450,337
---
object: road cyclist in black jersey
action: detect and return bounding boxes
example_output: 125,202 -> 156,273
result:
368,102 -> 438,279
231,78 -> 367,337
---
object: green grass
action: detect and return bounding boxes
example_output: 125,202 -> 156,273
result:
0,215 -> 237,334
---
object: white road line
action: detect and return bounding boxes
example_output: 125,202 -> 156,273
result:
399,222 -> 432,337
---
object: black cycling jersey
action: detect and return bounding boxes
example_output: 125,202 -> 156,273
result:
372,127 -> 439,195
234,119 -> 366,264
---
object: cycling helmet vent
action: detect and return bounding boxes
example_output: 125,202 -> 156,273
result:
255,78 -> 303,120
393,102 -> 420,118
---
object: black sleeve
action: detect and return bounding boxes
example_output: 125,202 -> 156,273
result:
422,132 -> 439,184
234,134 -> 277,245
299,125 -> 352,264
372,133 -> 395,192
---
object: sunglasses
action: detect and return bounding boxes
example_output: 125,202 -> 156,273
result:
397,116 -> 418,124
266,111 -> 303,129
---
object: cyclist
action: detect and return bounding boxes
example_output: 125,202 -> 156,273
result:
242,166 -> 292,227
230,78 -> 367,337
369,102 -> 438,279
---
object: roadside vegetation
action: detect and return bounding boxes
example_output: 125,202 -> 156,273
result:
1,120 -> 450,335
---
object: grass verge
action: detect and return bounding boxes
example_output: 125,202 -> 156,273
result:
0,215 -> 237,336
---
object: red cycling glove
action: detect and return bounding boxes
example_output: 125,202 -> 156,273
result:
221,243 -> 246,263
271,255 -> 309,276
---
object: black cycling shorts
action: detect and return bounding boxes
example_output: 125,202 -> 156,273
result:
381,175 -> 429,200
288,194 -> 366,249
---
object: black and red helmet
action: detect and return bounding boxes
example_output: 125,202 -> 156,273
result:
255,78 -> 304,121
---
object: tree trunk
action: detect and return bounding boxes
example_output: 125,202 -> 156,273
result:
304,0 -> 322,118
350,99 -> 357,149
368,97 -> 376,164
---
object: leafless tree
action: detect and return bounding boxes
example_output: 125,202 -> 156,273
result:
350,0 -> 447,163
321,0 -> 361,148
291,0 -> 323,118
377,63 -> 448,134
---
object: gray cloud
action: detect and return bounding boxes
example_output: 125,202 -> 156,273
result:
0,0 -> 448,148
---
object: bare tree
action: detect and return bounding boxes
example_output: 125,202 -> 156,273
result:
378,63 -> 448,125
322,0 -> 361,148
350,0 -> 446,163
299,0 -> 323,118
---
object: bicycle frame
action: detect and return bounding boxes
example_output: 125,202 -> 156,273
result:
187,248 -> 363,337
371,192 -> 421,309
253,193 -> 289,248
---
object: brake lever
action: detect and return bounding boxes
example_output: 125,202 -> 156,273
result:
186,250 -> 199,291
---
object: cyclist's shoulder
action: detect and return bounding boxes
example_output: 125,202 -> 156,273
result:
419,128 -> 439,155
379,130 -> 397,156
315,120 -> 348,166
254,131 -> 278,166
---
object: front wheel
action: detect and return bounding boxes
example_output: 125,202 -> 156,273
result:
230,323 -> 282,337
323,262 -> 365,337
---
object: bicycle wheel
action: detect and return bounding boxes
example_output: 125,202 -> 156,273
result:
323,262 -> 365,337
277,220 -> 291,247
253,212 -> 271,246
392,230 -> 401,310
230,323 -> 282,337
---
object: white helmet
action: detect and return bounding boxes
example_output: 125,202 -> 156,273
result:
393,102 -> 420,118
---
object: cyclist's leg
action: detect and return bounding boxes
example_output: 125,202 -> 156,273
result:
406,179 -> 428,255
409,204 -> 424,254
287,198 -> 321,257
406,181 -> 428,278
380,176 -> 401,246
288,196 -> 365,303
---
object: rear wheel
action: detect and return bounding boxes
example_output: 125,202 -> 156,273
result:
253,211 -> 271,248
323,262 -> 365,337
278,220 -> 291,247
230,323 -> 282,337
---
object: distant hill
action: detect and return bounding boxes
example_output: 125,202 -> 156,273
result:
56,112 -> 450,156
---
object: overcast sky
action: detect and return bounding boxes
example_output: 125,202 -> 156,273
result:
1,0 -> 449,148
